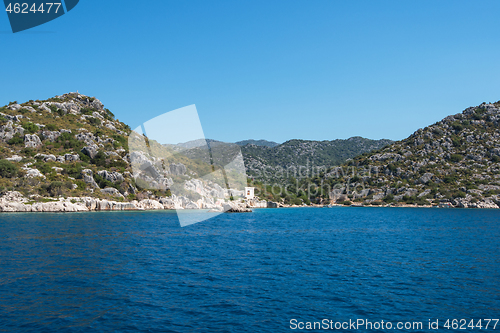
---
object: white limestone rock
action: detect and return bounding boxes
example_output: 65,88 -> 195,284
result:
24,134 -> 42,148
97,170 -> 124,183
6,155 -> 22,162
100,187 -> 124,198
137,199 -> 164,210
82,169 -> 99,188
23,167 -> 45,178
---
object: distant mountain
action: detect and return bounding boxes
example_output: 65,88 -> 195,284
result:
242,137 -> 393,181
166,138 -> 223,151
236,139 -> 279,148
163,137 -> 392,182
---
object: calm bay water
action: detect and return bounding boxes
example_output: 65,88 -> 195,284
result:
0,207 -> 499,332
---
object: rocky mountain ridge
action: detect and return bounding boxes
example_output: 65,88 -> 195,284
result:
315,101 -> 500,208
242,136 -> 393,181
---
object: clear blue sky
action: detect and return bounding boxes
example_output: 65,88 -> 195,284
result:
1,0 -> 500,143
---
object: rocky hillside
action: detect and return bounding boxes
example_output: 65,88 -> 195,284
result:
319,101 -> 500,208
242,137 -> 393,181
0,93 -> 139,202
0,93 -> 264,212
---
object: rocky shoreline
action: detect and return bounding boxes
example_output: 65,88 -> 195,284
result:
0,191 -> 497,213
0,191 -> 269,213
327,202 -> 499,208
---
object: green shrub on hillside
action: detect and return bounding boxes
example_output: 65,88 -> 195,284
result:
22,122 -> 39,134
64,163 -> 82,179
48,105 -> 58,113
109,161 -> 127,170
56,132 -> 81,149
432,128 -> 444,136
472,112 -> 483,120
449,154 -> 463,163
112,134 -> 128,150
92,151 -> 107,167
7,134 -> 23,146
75,180 -> 86,190
443,175 -> 458,184
21,147 -> 35,157
401,195 -> 428,205
88,117 -> 101,126
78,152 -> 90,163
47,97 -> 63,102
383,194 -> 394,203
34,162 -> 53,176
0,159 -> 18,178
80,108 -> 94,115
451,136 -> 462,148
451,121 -> 463,132
45,124 -> 58,131
39,181 -> 73,197
104,108 -> 115,120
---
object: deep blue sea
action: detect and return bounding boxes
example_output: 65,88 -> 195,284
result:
0,207 -> 499,332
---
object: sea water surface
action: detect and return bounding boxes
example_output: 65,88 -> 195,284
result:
0,207 -> 499,332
